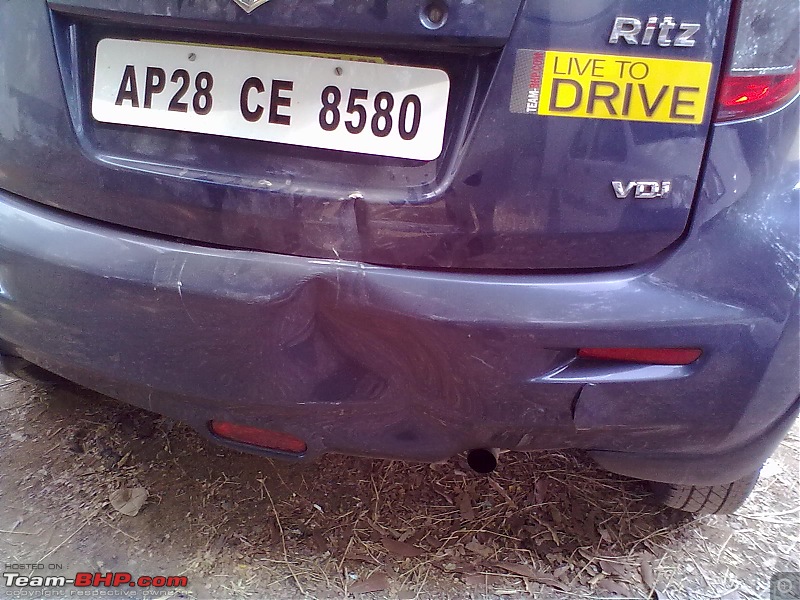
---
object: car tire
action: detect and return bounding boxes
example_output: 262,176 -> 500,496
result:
649,468 -> 761,515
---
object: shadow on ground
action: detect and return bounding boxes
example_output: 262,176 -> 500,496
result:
5,378 -> 787,599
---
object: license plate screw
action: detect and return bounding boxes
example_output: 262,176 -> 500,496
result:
420,1 -> 448,30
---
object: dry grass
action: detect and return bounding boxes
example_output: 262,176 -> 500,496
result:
0,377 -> 797,599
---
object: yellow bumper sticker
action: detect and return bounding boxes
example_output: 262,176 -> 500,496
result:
510,49 -> 712,124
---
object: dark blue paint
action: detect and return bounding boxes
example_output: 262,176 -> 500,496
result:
1,0 -> 798,486
3,0 -> 727,269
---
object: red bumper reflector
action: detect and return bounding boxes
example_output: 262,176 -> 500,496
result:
210,421 -> 307,454
578,347 -> 702,365
716,67 -> 799,122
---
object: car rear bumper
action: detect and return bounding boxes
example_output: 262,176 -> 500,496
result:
1,178 -> 797,484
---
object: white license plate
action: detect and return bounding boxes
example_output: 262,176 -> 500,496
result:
92,39 -> 451,161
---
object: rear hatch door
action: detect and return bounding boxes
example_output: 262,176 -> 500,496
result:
0,0 -> 732,269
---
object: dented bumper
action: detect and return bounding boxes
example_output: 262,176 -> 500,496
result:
1,121 -> 798,483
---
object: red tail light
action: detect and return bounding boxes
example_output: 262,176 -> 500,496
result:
716,0 -> 798,122
210,421 -> 307,454
718,66 -> 799,121
578,347 -> 702,365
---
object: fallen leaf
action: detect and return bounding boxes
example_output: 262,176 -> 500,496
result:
349,571 -> 389,594
640,556 -> 655,591
397,530 -> 413,543
344,550 -> 380,565
578,548 -> 595,562
465,540 -> 493,558
494,562 -> 566,591
494,562 -> 538,578
311,530 -> 328,553
464,574 -> 502,587
599,559 -> 630,578
382,537 -> 424,557
109,487 -> 148,517
458,493 -> 475,520
530,576 -> 568,591
367,518 -> 398,538
588,573 -> 605,586
553,564 -> 570,579
533,477 -> 549,504
596,578 -> 630,596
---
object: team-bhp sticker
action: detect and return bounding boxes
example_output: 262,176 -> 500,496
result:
510,49 -> 712,124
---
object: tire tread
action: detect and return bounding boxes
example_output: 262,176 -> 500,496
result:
650,469 -> 760,515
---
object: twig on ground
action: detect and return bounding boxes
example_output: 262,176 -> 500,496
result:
264,486 -> 304,596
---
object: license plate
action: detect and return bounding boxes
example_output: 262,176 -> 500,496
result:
92,39 -> 451,161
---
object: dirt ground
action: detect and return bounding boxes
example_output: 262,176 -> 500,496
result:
1,375 -> 798,600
